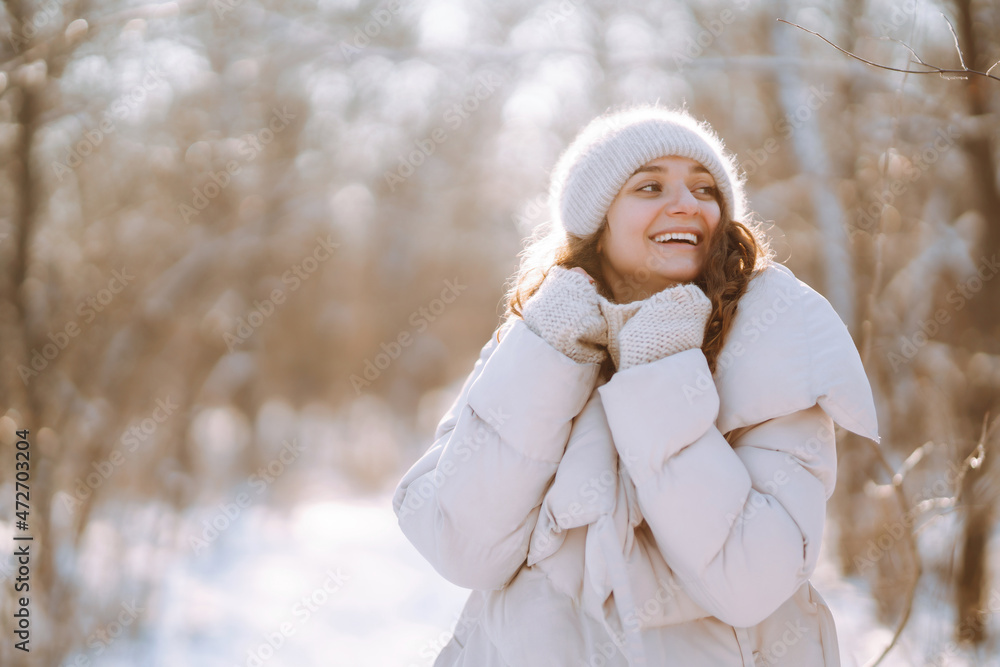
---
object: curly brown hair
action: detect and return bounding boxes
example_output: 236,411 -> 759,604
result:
502,202 -> 772,378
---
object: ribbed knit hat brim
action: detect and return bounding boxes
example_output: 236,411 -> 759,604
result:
548,105 -> 746,237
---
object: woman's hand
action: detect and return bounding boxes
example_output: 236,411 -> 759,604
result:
610,283 -> 712,370
520,266 -> 609,365
566,268 -> 642,368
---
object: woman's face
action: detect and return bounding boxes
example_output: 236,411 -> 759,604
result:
598,155 -> 722,302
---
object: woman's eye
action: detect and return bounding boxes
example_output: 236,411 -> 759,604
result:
694,185 -> 718,196
637,182 -> 661,192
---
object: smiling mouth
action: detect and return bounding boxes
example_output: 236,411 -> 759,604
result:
651,231 -> 699,246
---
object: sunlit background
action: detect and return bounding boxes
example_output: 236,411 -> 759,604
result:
0,0 -> 999,665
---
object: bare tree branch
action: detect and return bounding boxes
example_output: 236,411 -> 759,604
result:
884,36 -> 928,69
776,18 -> 1000,83
861,418 -> 992,666
862,436 -> 922,667
941,11 -> 968,72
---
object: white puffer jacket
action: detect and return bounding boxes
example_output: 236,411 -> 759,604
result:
393,262 -> 880,666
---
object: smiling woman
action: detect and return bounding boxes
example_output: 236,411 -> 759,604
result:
393,104 -> 880,666
509,106 -> 764,378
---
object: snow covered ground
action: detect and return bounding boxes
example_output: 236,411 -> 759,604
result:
90,479 -> 998,667
94,489 -> 470,666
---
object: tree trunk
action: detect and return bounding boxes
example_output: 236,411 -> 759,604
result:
952,0 -> 1000,646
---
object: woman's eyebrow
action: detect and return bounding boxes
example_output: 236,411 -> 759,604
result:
631,165 -> 664,176
628,164 -> 712,178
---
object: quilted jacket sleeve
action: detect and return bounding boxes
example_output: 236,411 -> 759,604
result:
392,318 -> 600,591
598,348 -> 841,628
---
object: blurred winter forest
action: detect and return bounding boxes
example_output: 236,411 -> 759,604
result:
0,0 -> 998,665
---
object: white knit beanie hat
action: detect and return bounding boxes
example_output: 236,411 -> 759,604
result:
548,105 -> 747,237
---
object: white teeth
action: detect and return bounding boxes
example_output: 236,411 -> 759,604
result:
652,232 -> 698,245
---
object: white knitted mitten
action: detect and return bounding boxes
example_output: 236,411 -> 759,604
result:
520,266 -> 609,365
614,283 -> 712,370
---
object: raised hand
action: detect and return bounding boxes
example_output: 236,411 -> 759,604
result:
608,283 -> 712,371
520,266 -> 609,365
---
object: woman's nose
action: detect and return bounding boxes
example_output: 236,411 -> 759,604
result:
663,181 -> 700,215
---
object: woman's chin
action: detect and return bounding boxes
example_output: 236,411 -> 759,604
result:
648,264 -> 701,287
644,250 -> 703,282
604,257 -> 704,302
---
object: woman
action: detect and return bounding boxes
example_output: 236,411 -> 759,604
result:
393,105 -> 879,666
